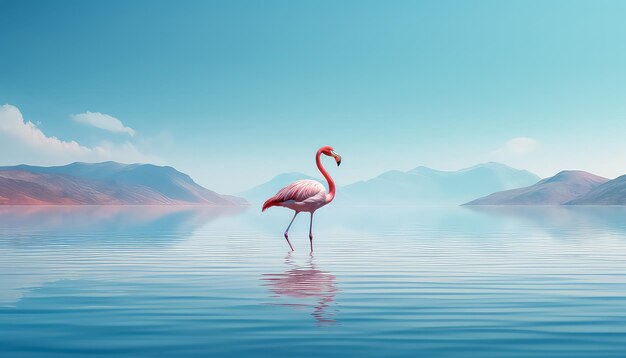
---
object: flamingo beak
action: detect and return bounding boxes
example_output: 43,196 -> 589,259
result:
333,152 -> 341,166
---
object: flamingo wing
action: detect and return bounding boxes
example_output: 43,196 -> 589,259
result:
262,180 -> 325,211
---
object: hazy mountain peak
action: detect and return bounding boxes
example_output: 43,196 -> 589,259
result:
466,161 -> 506,169
408,166 -> 441,175
339,162 -> 541,205
237,172 -> 319,204
271,172 -> 316,181
409,162 -> 528,176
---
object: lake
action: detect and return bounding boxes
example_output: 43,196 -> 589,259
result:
2,205 -> 626,357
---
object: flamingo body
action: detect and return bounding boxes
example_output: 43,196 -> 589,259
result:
262,146 -> 341,252
262,179 -> 327,213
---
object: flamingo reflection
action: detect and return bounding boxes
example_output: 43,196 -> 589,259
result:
261,254 -> 338,324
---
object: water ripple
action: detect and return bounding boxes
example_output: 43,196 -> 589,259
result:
2,206 -> 626,356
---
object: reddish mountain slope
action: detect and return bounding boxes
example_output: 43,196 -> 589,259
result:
0,163 -> 247,206
464,171 -> 609,205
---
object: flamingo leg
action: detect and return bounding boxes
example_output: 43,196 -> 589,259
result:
309,212 -> 314,252
283,211 -> 298,251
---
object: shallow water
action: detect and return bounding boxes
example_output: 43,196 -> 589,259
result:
2,205 -> 626,357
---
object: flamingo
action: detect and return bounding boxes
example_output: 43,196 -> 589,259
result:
262,146 -> 341,252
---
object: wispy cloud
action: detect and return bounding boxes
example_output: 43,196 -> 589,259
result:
0,104 -> 158,165
71,111 -> 136,136
494,137 -> 539,156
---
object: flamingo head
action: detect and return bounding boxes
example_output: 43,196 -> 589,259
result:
320,146 -> 341,166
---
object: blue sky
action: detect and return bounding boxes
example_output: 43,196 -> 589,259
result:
2,0 -> 626,193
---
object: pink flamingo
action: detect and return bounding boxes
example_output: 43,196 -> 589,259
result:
262,146 -> 341,252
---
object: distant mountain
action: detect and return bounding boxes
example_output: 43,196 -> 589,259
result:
0,162 -> 247,205
464,170 -> 609,206
566,174 -> 626,205
338,162 -> 540,205
238,172 -> 320,204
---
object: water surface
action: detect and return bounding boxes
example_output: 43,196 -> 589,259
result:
2,205 -> 626,357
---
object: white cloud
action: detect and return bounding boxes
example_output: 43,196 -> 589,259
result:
71,111 -> 136,136
494,137 -> 539,156
488,137 -> 542,177
0,104 -> 159,165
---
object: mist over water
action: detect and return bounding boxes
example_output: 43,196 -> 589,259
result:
2,205 -> 626,357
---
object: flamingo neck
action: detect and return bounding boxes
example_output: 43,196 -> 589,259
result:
316,149 -> 336,203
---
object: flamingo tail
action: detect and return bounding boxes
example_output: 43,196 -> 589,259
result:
262,197 -> 280,212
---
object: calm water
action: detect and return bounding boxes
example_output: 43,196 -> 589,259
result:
2,205 -> 626,357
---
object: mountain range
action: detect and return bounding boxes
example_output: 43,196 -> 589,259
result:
338,162 -> 541,205
464,171 -> 609,205
0,162 -> 247,205
465,169 -> 626,206
240,162 -> 541,206
5,161 -> 626,207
